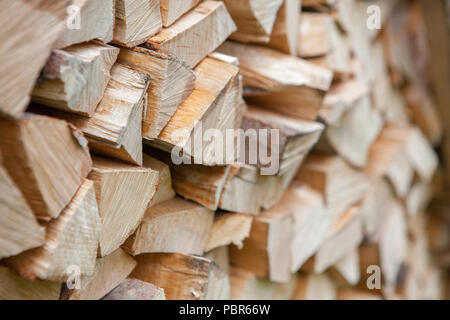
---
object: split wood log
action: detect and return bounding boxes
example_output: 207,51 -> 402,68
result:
218,41 -> 333,121
55,0 -> 115,48
5,179 -> 101,282
0,0 -> 69,118
123,197 -> 214,256
205,212 -> 253,252
223,0 -> 283,44
0,153 -> 45,259
131,253 -> 230,300
0,114 -> 92,220
406,182 -> 432,218
329,248 -> 361,287
61,248 -> 136,300
160,0 -> 203,27
113,0 -> 162,47
32,42 -> 119,116
204,245 -> 230,274
296,155 -> 369,221
118,47 -> 195,140
302,206 -> 363,274
145,1 -> 236,67
88,157 -> 159,257
265,0 -> 300,55
230,267 -> 296,300
298,12 -> 333,58
0,266 -> 61,300
142,154 -> 176,207
103,278 -> 166,300
292,273 -> 337,300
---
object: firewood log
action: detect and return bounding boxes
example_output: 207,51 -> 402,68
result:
329,248 -> 361,287
103,278 -> 166,300
143,154 -> 176,207
160,0 -> 203,27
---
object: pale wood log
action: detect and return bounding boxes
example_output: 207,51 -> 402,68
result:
0,266 -> 61,300
103,278 -> 166,300
0,153 -> 45,259
292,273 -> 337,300
123,197 -> 214,256
131,253 -> 230,300
61,248 -> 136,300
208,52 -> 240,66
5,179 -> 101,282
88,157 -> 159,257
223,0 -> 283,44
296,155 -> 369,221
303,206 -> 363,274
113,0 -> 162,47
55,0 -> 115,48
218,41 -> 333,121
265,0 -> 300,55
406,182 -> 432,218
205,212 -> 253,252
118,47 -> 195,140
329,248 -> 360,286
146,1 -> 236,67
32,42 -> 119,116
0,114 -> 92,220
160,0 -> 203,27
0,0 -> 69,118
142,154 -> 176,207
298,12 -> 332,58
204,245 -> 230,274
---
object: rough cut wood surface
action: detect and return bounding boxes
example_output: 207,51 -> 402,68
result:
103,278 -> 166,300
160,0 -> 203,27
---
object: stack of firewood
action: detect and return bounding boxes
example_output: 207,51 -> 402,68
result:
0,0 -> 448,300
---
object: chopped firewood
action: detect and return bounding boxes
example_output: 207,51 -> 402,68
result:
88,157 -> 159,257
218,41 -> 333,121
298,12 -> 332,58
0,266 -> 61,300
296,155 -> 369,221
223,0 -> 283,44
55,0 -> 115,48
406,182 -> 432,218
205,212 -> 253,252
265,0 -> 300,55
118,47 -> 196,140
123,197 -> 214,256
149,57 -> 243,165
143,154 -> 176,207
316,80 -> 384,167
0,153 -> 45,259
146,1 -> 236,67
5,179 -> 101,282
292,273 -> 337,300
204,245 -> 230,274
0,0 -> 69,118
32,42 -> 119,116
103,278 -> 166,300
113,0 -> 162,47
329,248 -> 361,286
0,114 -> 92,220
230,203 -> 292,283
61,248 -> 136,300
131,253 -> 230,300
230,267 -> 297,300
160,0 -> 203,27
208,52 -> 240,66
302,206 -> 364,274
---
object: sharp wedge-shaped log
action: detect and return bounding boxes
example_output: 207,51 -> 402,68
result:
32,42 -> 119,116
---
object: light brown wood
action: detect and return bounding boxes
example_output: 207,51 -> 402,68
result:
218,41 -> 333,121
146,1 -> 236,67
160,0 -> 203,27
0,153 -> 45,259
329,248 -> 360,286
55,0 -> 115,48
0,266 -> 61,300
206,212 -> 253,252
143,154 -> 176,207
5,179 -> 102,282
88,157 -> 160,257
118,47 -> 196,140
123,197 -> 214,256
32,42 -> 119,116
0,114 -> 92,220
61,248 -> 137,300
113,0 -> 162,47
223,0 -> 283,44
204,245 -> 230,274
298,12 -> 332,58
103,278 -> 166,300
131,253 -> 230,300
292,273 -> 337,300
0,0 -> 70,118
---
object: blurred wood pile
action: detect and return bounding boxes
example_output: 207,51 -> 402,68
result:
0,0 -> 449,300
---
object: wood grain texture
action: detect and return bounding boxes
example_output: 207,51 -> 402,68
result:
160,0 -> 203,27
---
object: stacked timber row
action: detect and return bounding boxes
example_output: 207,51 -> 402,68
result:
0,0 -> 448,300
